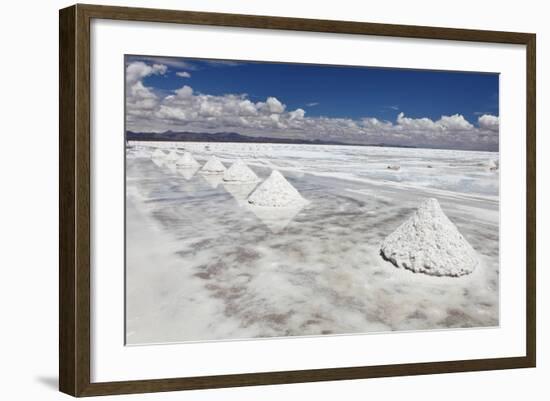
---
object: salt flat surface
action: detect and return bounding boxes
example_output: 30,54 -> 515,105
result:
126,142 -> 499,344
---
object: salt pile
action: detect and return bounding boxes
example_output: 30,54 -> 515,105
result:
248,170 -> 307,208
223,159 -> 260,183
380,198 -> 478,277
201,155 -> 226,174
176,151 -> 199,168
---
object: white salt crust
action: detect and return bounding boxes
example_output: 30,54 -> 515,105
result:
380,198 -> 478,277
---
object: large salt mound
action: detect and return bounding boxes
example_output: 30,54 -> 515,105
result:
176,152 -> 199,168
380,198 -> 478,277
247,170 -> 307,207
223,159 -> 260,183
201,155 -> 226,174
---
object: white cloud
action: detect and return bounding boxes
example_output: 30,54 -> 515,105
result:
125,62 -> 168,121
396,112 -> 438,132
176,71 -> 191,78
174,85 -> 194,98
289,108 -> 305,120
396,112 -> 475,133
478,114 -> 499,131
257,97 -> 285,114
362,117 -> 393,131
126,62 -> 166,86
438,114 -> 474,131
238,100 -> 258,116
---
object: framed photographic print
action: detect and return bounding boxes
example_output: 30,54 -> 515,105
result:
59,4 -> 536,397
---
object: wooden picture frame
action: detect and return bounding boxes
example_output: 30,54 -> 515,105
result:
59,3 -> 536,397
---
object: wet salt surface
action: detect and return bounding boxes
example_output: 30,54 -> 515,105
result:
126,143 -> 499,344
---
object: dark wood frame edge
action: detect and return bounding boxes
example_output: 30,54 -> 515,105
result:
59,3 -> 536,397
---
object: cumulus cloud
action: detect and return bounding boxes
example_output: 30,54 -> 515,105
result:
126,61 -> 499,150
176,71 -> 191,78
257,97 -> 286,114
126,62 -> 167,122
395,113 -> 474,133
478,114 -> 499,131
289,108 -> 305,120
126,62 -> 166,86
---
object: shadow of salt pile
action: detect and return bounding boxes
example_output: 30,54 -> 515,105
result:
246,204 -> 306,233
157,151 -> 202,180
201,173 -> 224,189
177,166 -> 200,180
149,148 -> 169,168
223,182 -> 259,206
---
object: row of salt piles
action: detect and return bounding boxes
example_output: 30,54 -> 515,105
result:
151,147 -> 479,278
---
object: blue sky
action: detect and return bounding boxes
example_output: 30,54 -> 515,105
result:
125,55 -> 500,151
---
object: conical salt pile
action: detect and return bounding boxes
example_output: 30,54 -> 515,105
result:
380,198 -> 478,277
201,155 -> 226,174
223,159 -> 260,183
247,170 -> 307,208
176,151 -> 199,168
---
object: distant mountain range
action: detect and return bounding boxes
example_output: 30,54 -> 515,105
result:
125,130 -> 417,148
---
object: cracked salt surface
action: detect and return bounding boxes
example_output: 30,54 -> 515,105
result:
125,142 -> 499,344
